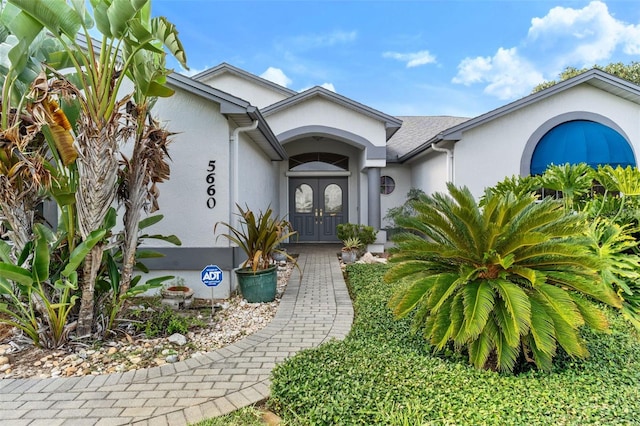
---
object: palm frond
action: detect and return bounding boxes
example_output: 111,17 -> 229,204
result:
492,279 -> 531,338
570,294 -> 609,332
388,273 -> 456,318
462,280 -> 495,340
527,297 -> 557,357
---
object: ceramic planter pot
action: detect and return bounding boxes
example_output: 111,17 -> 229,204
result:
341,250 -> 358,264
235,265 -> 278,303
161,286 -> 194,310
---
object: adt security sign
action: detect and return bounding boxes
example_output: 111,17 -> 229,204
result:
201,265 -> 223,287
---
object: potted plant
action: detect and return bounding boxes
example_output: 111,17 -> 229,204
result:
160,277 -> 194,310
215,205 -> 297,302
341,237 -> 362,264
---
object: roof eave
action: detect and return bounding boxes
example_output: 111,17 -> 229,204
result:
192,62 -> 298,97
167,73 -> 286,161
264,86 -> 402,138
398,135 -> 443,163
440,69 -> 640,140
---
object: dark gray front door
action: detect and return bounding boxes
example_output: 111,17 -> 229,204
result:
289,177 -> 348,242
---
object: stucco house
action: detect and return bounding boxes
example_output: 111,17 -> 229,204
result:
145,65 -> 638,298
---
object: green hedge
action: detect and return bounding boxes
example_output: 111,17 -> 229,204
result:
269,264 -> 640,425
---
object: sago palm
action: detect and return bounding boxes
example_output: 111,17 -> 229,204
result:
386,183 -> 622,372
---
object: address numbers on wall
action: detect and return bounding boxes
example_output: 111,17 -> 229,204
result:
206,160 -> 216,209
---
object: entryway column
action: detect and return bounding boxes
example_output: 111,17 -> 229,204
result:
367,167 -> 381,229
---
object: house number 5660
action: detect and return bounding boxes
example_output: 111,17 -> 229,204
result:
206,160 -> 216,209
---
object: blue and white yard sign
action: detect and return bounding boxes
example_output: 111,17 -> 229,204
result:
201,265 -> 223,287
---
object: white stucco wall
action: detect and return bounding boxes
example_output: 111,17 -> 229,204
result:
409,150 -> 449,196
199,73 -> 290,109
236,132 -> 280,215
266,97 -> 389,149
455,85 -> 640,197
133,87 -> 236,298
148,89 -> 231,248
380,164 -> 412,228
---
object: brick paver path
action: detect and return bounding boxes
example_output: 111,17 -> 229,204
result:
0,244 -> 353,425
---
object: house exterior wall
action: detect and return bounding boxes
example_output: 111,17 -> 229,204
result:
199,73 -> 290,109
409,150 -> 449,196
454,85 -> 640,197
380,164 -> 411,229
137,87 -> 237,298
150,92 -> 230,247
236,131 -> 280,215
267,97 -> 389,151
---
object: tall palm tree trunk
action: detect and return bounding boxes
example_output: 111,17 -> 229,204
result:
0,199 -> 32,254
119,168 -> 145,297
75,124 -> 119,336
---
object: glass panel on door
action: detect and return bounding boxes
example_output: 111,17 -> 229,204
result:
324,184 -> 342,214
295,184 -> 313,213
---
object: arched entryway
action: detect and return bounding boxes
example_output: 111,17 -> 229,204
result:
288,153 -> 349,242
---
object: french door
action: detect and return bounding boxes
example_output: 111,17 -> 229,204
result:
289,177 -> 348,242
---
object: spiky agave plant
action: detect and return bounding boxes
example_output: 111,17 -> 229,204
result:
386,183 -> 622,372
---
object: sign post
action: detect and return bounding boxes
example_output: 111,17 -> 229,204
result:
201,265 -> 223,317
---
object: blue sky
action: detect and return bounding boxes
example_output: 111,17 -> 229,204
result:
153,0 -> 640,118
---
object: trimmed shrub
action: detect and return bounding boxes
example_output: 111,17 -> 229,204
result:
336,223 -> 376,246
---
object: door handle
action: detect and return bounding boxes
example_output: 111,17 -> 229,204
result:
319,209 -> 323,217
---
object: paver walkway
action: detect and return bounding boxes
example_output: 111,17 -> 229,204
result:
0,244 -> 353,425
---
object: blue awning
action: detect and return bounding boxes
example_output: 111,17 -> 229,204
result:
530,120 -> 636,175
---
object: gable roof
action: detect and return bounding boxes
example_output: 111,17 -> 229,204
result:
192,62 -> 298,98
168,72 -> 287,160
399,69 -> 640,162
387,116 -> 469,161
262,85 -> 403,140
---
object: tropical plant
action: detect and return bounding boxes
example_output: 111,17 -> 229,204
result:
539,163 -> 595,210
5,0 -> 188,335
385,183 -> 622,372
215,204 -> 297,272
336,223 -> 376,246
585,217 -> 640,330
0,223 -> 104,347
384,188 -> 426,229
481,174 -> 541,202
96,209 -> 179,332
341,237 -> 362,253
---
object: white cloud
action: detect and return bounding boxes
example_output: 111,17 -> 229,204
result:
452,1 -> 640,101
526,1 -> 639,65
453,47 -> 544,100
179,66 -> 209,77
260,67 -> 292,87
298,83 -> 336,92
320,83 -> 336,92
383,50 -> 436,67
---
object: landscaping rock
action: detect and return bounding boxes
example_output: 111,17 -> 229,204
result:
0,261 -> 295,379
168,333 -> 187,346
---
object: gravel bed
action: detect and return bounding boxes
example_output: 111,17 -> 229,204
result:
0,262 -> 294,379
